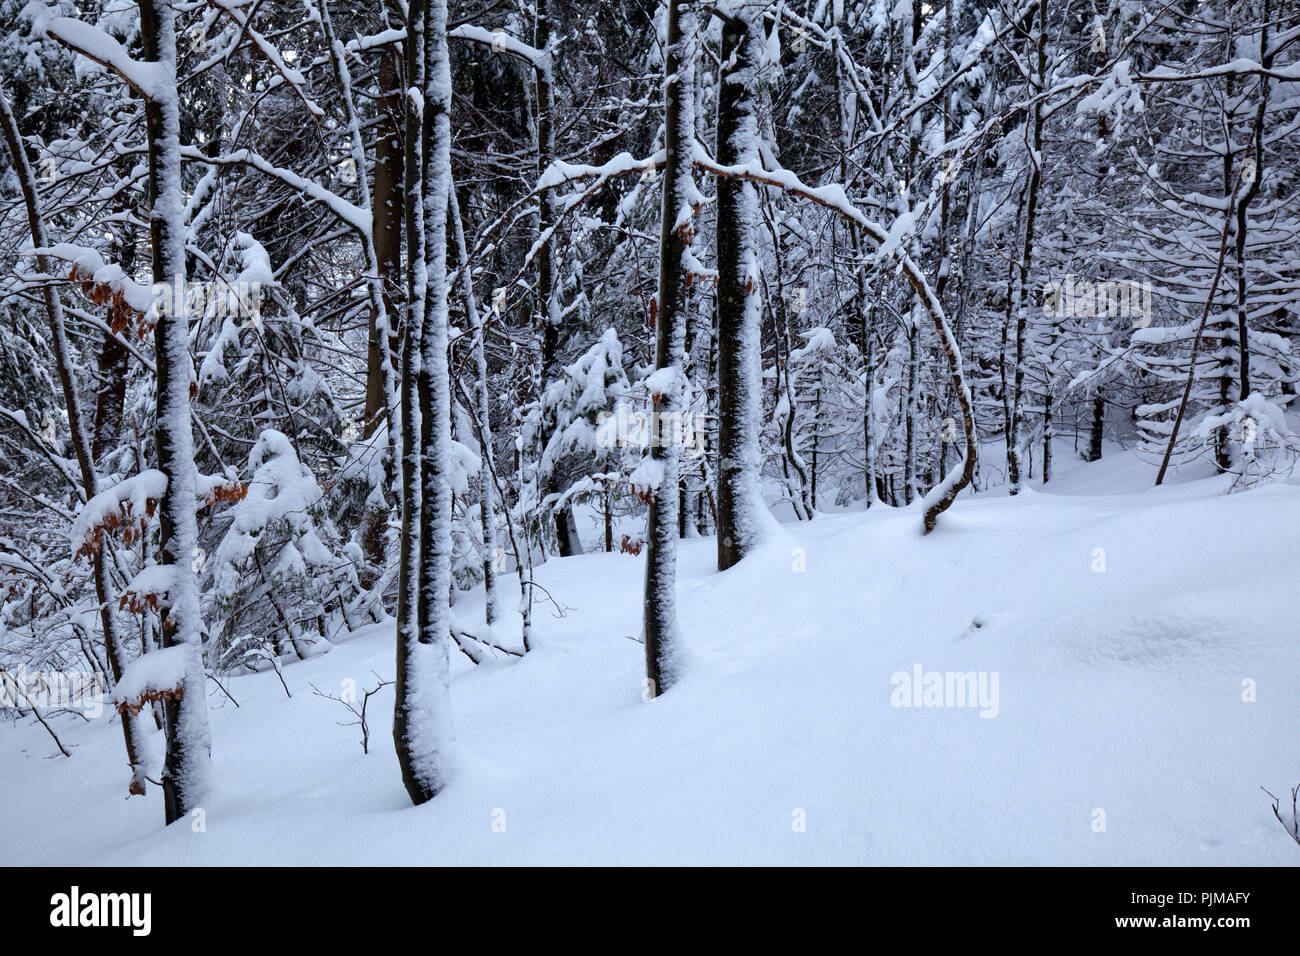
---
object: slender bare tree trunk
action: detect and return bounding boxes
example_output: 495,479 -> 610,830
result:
449,187 -> 502,625
1007,0 -> 1048,496
644,0 -> 696,697
137,0 -> 212,823
531,0 -> 580,557
715,7 -> 767,571
367,44 -> 404,439
829,10 -> 876,507
395,0 -> 436,804
411,0 -> 456,801
1234,0 -> 1270,404
0,88 -> 151,796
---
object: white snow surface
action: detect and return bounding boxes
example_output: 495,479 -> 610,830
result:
4,448 -> 1299,865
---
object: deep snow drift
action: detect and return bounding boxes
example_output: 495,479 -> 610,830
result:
3,447 -> 1298,865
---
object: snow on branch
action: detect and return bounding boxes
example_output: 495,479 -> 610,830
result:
0,406 -> 84,499
345,28 -> 406,54
119,564 -> 180,615
450,25 -> 551,72
181,146 -> 369,232
537,151 -> 663,191
35,243 -> 155,335
70,469 -> 246,560
520,150 -> 664,272
198,472 -> 250,509
1138,59 -> 1300,84
341,24 -> 551,71
517,123 -> 978,533
42,16 -> 168,101
70,469 -> 167,560
204,0 -> 325,119
112,644 -> 193,715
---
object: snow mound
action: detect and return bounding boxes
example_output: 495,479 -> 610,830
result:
3,453 -> 1298,864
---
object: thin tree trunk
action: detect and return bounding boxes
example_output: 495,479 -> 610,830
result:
366,43 -> 404,439
411,0 -> 455,800
904,316 -> 918,503
394,0 -> 445,805
1087,396 -> 1105,461
1008,0 -> 1048,497
761,202 -> 811,520
319,2 -> 398,585
449,187 -> 502,626
1234,0 -> 1270,403
0,88 -> 151,796
137,0 -> 213,824
644,0 -> 695,697
1154,187 -> 1241,485
715,8 -> 767,571
1042,393 -> 1053,483
531,0 -> 580,558
830,9 -> 875,507
92,224 -> 134,463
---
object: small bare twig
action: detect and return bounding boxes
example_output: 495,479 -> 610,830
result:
310,672 -> 392,754
206,672 -> 240,708
20,702 -> 71,757
1262,785 -> 1300,845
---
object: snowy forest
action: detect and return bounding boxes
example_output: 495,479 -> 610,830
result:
1,0 -> 1299,866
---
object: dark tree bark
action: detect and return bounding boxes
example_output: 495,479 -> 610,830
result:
356,43 -> 404,587
531,0 -> 580,558
394,0 -> 431,803
366,43 -> 404,439
1233,0 -> 1270,405
644,0 -> 695,698
91,226 -> 134,464
715,10 -> 767,571
394,0 -> 454,805
1007,0 -> 1047,496
0,88 -> 150,797
449,187 -> 501,625
1042,393 -> 1053,483
1087,396 -> 1105,462
830,9 -> 875,506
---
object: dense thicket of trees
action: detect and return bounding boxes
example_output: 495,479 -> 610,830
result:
2,0 -> 1297,817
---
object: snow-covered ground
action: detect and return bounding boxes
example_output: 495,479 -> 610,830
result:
3,446 -> 1298,865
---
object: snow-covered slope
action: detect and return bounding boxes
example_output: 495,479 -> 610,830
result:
3,450 -> 1298,865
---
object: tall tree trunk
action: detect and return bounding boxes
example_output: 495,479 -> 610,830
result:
319,3 -> 399,586
138,0 -> 213,824
0,89 -> 151,797
359,42 -> 404,584
394,0 -> 448,805
1234,0 -> 1270,405
412,0 -> 455,801
644,0 -> 695,698
901,5 -> 922,506
449,187 -> 502,626
367,43 -> 404,439
1007,0 -> 1047,496
534,0 -> 560,382
531,0 -> 580,557
715,8 -> 767,571
761,201 -> 811,520
904,315 -> 918,503
829,9 -> 875,507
